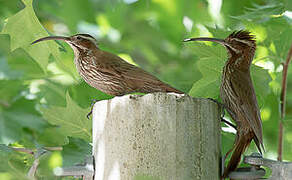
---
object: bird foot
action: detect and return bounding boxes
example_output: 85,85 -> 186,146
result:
86,99 -> 99,119
207,98 -> 226,117
86,111 -> 92,120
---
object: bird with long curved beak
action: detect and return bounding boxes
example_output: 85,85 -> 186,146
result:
32,34 -> 183,117
184,31 -> 264,179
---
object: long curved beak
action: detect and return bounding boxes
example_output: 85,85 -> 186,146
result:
31,36 -> 70,44
183,37 -> 228,46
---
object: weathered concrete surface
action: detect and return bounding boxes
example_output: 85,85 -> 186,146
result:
92,93 -> 221,180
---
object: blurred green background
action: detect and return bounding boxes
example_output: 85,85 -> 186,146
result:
0,0 -> 292,179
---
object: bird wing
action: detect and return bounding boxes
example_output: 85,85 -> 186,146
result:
96,50 -> 167,84
230,69 -> 264,152
91,50 -> 182,93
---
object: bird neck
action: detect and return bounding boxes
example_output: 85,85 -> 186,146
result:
72,46 -> 94,57
225,46 -> 255,71
69,42 -> 99,56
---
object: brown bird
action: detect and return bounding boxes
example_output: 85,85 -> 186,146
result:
32,34 -> 183,96
184,31 -> 264,178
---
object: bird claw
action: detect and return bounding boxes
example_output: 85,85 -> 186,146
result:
86,111 -> 92,120
207,98 -> 226,117
86,99 -> 99,120
208,98 -> 237,130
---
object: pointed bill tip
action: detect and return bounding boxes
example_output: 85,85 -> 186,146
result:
183,38 -> 192,42
31,39 -> 43,45
182,37 -> 227,46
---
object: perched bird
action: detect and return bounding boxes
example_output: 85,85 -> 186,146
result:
32,34 -> 183,96
184,31 -> 264,178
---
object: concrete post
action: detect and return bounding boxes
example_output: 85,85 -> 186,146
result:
92,93 -> 221,180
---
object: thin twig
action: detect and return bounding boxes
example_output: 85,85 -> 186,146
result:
10,146 -> 63,179
43,147 -> 63,151
11,147 -> 34,155
278,43 -> 292,161
11,146 -> 62,154
27,158 -> 40,180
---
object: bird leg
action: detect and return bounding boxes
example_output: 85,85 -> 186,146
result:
207,98 -> 237,130
86,99 -> 99,119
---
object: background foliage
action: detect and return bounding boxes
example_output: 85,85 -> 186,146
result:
0,0 -> 292,179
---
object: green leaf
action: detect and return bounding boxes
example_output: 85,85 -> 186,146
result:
260,93 -> 280,151
0,34 -> 45,80
0,144 -> 13,153
189,76 -> 220,98
187,43 -> 226,98
69,81 -> 112,108
62,137 -> 91,167
232,1 -> 285,23
251,65 -> 272,106
7,48 -> 45,80
4,98 -> 47,130
38,127 -> 68,146
46,0 -> 96,31
0,144 -> 31,179
0,97 -> 48,144
0,80 -> 24,102
0,57 -> 21,80
287,0 -> 292,11
221,131 -> 235,156
1,0 -> 61,71
273,29 -> 292,61
38,80 -> 67,107
0,145 -> 13,172
41,93 -> 91,141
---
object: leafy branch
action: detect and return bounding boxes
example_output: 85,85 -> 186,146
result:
11,146 -> 63,179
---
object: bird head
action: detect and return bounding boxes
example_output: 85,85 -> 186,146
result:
183,30 -> 256,56
32,33 -> 98,51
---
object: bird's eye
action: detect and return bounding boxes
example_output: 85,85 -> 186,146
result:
76,36 -> 81,40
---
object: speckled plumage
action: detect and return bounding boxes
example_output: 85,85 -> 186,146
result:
32,34 -> 183,96
220,31 -> 263,178
184,30 -> 264,178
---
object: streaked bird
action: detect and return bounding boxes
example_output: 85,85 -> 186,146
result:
32,34 -> 183,95
184,30 -> 264,178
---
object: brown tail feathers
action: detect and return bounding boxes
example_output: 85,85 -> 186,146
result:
222,134 -> 253,179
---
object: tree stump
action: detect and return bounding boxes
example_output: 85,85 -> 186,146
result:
92,93 -> 221,180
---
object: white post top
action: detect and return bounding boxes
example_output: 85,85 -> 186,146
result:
92,93 -> 221,180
